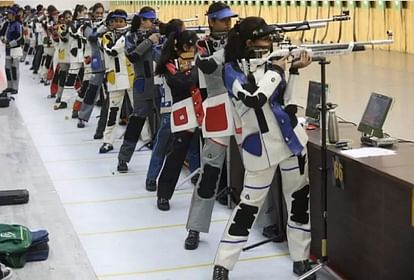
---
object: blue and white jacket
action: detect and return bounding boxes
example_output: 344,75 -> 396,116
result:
223,61 -> 308,171
5,20 -> 23,56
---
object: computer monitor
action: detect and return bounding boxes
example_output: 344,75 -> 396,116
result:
305,81 -> 329,122
357,92 -> 393,138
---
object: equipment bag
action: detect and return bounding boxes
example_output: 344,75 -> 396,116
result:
0,92 -> 14,108
26,230 -> 49,262
26,242 -> 49,262
0,224 -> 32,268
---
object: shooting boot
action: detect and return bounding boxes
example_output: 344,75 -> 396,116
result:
293,260 -> 316,280
212,265 -> 229,280
145,179 -> 156,192
117,160 -> 128,173
184,230 -> 200,250
99,143 -> 113,154
157,197 -> 170,211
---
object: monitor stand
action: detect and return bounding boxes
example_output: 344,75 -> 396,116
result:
360,132 -> 397,148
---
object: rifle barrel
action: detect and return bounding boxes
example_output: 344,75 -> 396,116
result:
269,13 -> 350,33
186,26 -> 209,33
354,39 -> 394,46
271,22 -> 326,32
301,38 -> 394,50
182,17 -> 199,22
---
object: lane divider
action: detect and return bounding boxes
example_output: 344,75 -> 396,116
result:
64,191 -> 193,206
79,218 -> 228,237
97,252 -> 290,279
43,153 -> 150,164
53,171 -> 148,182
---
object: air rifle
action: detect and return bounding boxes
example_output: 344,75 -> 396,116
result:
263,31 -> 393,62
269,11 -> 350,33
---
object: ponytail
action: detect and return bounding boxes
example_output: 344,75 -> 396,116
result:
73,4 -> 87,20
155,32 -> 178,75
225,25 -> 243,63
73,5 -> 80,20
130,14 -> 140,33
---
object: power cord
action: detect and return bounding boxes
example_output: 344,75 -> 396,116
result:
383,133 -> 414,144
337,116 -> 357,126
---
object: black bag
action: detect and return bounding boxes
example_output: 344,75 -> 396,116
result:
0,94 -> 14,108
27,230 -> 49,262
26,242 -> 49,262
0,190 -> 29,206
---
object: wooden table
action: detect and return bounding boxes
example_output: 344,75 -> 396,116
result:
307,124 -> 414,280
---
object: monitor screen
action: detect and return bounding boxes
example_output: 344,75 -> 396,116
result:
305,81 -> 329,120
358,92 -> 393,137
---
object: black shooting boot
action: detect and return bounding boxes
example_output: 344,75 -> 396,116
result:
262,224 -> 285,243
77,119 -> 85,128
71,110 -> 79,119
184,230 -> 200,250
117,160 -> 128,173
293,260 -> 316,280
212,265 -> 229,280
157,197 -> 170,211
94,131 -> 104,140
145,179 -> 157,192
99,143 -> 113,154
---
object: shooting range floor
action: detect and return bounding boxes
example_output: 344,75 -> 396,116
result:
3,48 -> 414,280
0,64 -> 332,280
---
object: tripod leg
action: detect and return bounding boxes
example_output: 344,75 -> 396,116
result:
297,263 -> 323,280
176,168 -> 201,189
226,143 -> 232,209
242,236 -> 282,252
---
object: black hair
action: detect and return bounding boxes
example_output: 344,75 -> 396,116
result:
156,30 -> 198,75
225,17 -> 267,63
130,14 -> 140,33
105,11 -> 113,24
47,5 -> 58,21
36,5 -> 43,12
73,4 -> 87,20
160,19 -> 184,37
16,7 -> 24,22
105,11 -> 114,25
62,10 -> 72,18
92,3 -> 104,13
47,5 -> 57,15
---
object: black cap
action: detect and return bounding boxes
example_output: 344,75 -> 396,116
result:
249,21 -> 275,40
